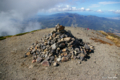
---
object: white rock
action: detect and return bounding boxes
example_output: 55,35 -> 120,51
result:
51,43 -> 56,49
57,57 -> 61,62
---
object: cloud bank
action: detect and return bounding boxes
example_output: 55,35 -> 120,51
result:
47,5 -> 92,12
99,1 -> 120,5
0,0 -> 68,36
109,10 -> 120,14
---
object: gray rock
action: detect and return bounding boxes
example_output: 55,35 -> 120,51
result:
84,44 -> 90,50
36,57 -> 43,63
50,56 -> 54,61
51,43 -> 56,49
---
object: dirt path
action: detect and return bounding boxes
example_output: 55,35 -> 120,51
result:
0,27 -> 120,80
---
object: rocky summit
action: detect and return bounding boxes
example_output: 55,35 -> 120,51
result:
24,24 -> 94,66
0,24 -> 120,80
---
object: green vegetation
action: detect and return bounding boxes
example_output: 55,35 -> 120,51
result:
0,36 -> 6,40
0,29 -> 42,41
30,29 -> 41,32
15,32 -> 29,36
5,35 -> 13,38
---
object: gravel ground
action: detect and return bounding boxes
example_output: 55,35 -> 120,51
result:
0,27 -> 120,80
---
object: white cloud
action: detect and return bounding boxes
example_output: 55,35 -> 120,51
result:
80,7 -> 85,11
0,10 -> 41,36
109,10 -> 120,14
0,0 -> 68,36
115,10 -> 120,14
99,1 -> 120,5
86,8 -> 91,11
48,5 -> 87,12
72,7 -> 77,10
96,9 -> 102,13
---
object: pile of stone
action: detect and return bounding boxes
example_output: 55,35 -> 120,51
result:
24,24 -> 94,67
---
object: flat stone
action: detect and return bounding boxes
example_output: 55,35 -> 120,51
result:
80,53 -> 85,61
51,43 -> 56,49
62,48 -> 66,52
60,38 -> 64,41
61,57 -> 68,62
26,52 -> 30,56
42,61 -> 50,67
36,57 -> 43,63
64,37 -> 71,42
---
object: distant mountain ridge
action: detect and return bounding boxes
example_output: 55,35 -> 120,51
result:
35,13 -> 120,33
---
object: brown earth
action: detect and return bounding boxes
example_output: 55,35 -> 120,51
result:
0,27 -> 120,80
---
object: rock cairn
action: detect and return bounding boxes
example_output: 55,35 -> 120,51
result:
24,24 -> 94,67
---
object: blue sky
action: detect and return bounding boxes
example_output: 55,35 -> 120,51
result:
37,0 -> 120,18
0,0 -> 120,36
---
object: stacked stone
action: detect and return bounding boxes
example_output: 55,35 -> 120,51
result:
24,24 -> 94,67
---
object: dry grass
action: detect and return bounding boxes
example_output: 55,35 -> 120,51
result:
99,31 -> 108,36
90,38 -> 112,46
99,31 -> 120,47
106,35 -> 120,47
107,32 -> 120,39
